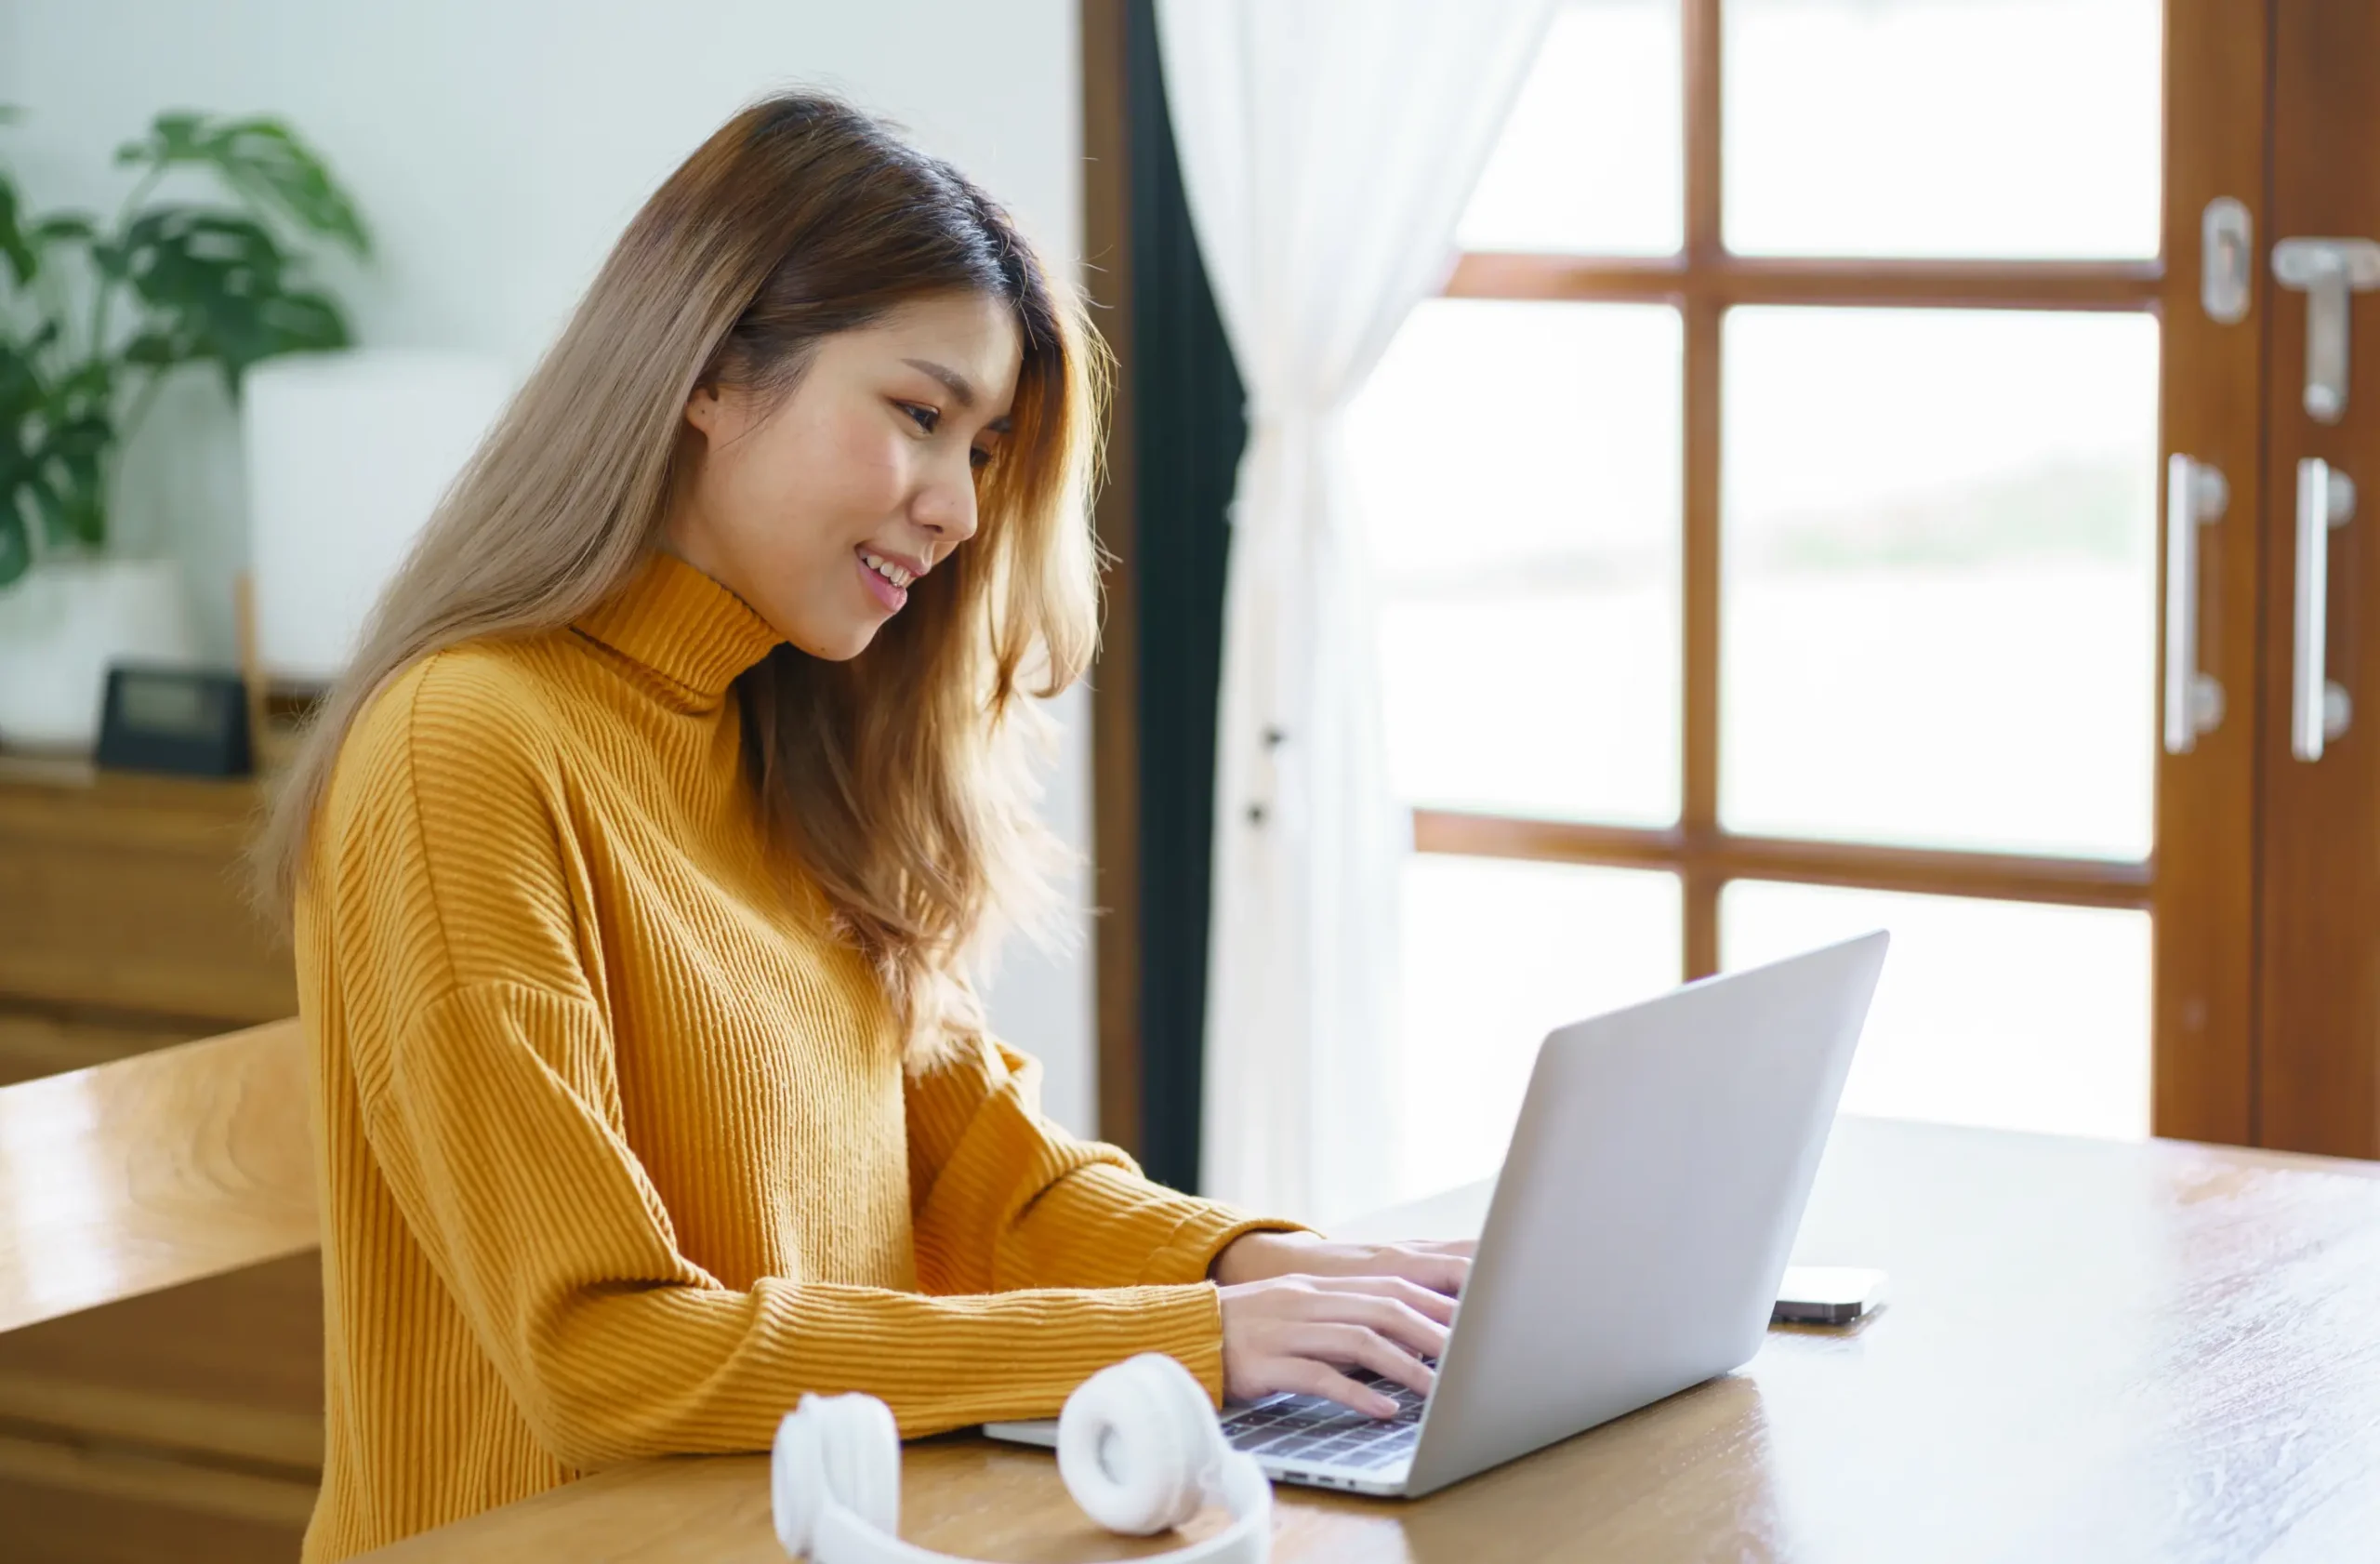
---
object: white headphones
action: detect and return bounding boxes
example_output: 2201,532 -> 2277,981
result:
772,1353 -> 1272,1564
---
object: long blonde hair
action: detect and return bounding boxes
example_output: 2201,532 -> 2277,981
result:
253,94 -> 1105,1061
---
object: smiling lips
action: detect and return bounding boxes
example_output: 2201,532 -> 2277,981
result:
855,546 -> 923,613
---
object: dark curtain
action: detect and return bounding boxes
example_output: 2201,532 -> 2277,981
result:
1127,0 -> 1246,1195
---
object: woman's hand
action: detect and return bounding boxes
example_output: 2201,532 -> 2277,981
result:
1210,1231 -> 1477,1417
1210,1229 -> 1474,1297
1217,1273 -> 1454,1418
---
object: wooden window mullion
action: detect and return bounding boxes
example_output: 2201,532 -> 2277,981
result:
1682,0 -> 1725,976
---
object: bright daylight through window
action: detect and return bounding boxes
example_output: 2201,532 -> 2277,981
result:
1349,0 -> 2165,1198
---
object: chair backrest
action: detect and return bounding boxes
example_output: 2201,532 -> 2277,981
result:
0,1018 -> 315,1333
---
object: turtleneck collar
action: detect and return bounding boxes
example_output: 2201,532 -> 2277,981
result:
571,551 -> 786,709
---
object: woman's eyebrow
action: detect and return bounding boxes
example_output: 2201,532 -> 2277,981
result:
902,357 -> 977,409
904,356 -> 1012,432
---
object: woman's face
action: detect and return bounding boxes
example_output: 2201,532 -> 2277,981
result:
666,291 -> 1022,660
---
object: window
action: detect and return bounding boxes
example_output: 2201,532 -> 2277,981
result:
1357,0 -> 2167,1195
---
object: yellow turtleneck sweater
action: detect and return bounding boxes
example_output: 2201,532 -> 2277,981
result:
294,552 -> 1294,1560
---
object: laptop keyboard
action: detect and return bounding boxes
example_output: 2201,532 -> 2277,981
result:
1219,1367 -> 1428,1472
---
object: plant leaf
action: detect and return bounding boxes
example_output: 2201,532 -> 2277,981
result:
0,177 -> 34,287
208,118 -> 370,258
116,205 -> 350,393
88,235 -> 129,283
115,110 -> 206,168
35,411 -> 111,548
119,111 -> 369,258
122,328 -> 185,368
0,508 -> 28,589
0,332 -> 47,536
0,333 -> 112,560
32,213 -> 97,246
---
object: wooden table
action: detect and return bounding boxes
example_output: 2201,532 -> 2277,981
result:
362,1117 -> 2380,1562
0,1020 -> 324,1559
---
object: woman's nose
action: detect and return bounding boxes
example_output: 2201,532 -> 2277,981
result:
915,466 -> 981,546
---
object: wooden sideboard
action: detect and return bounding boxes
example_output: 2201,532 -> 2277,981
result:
0,754 -> 296,1080
0,754 -> 322,1564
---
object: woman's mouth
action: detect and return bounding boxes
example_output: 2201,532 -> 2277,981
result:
856,546 -> 915,614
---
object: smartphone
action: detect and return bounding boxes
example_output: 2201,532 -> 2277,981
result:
1772,1266 -> 1888,1325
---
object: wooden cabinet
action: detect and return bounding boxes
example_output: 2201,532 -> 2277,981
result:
0,756 -> 319,1561
0,1259 -> 323,1564
0,756 -> 298,1077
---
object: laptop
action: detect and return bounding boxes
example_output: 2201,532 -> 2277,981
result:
985,930 -> 1889,1499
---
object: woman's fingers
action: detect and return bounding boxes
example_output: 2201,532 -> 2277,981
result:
1218,1269 -> 1466,1419
1294,1287 -> 1449,1361
1399,1247 -> 1456,1294
1418,1254 -> 1472,1295
1303,1239 -> 1474,1296
1300,1272 -> 1459,1327
1377,1245 -> 1471,1297
1289,1321 -> 1435,1400
1263,1357 -> 1400,1419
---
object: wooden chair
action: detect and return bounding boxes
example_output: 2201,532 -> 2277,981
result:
0,1019 -> 324,1560
0,1017 -> 316,1334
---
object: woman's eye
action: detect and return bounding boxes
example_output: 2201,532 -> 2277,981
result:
900,402 -> 940,434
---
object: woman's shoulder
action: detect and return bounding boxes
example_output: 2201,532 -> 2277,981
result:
337,633 -> 579,802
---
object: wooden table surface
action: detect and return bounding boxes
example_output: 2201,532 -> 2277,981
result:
361,1116 -> 2380,1562
0,1019 -> 316,1333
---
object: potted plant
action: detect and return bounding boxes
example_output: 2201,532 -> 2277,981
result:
0,108 -> 367,749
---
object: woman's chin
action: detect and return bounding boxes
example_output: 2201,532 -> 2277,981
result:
789,620 -> 884,663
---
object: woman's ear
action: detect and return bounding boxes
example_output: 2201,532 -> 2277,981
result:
685,383 -> 723,439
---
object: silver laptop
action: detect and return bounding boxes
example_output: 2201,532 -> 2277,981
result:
985,931 -> 1888,1498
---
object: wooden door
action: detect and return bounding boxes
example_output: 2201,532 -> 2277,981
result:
2256,0 -> 2380,1157
2153,0 -> 2268,1146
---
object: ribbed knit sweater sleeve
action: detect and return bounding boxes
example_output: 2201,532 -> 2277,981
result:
330,656 -> 1250,1465
360,983 -> 1236,1461
905,1037 -> 1308,1296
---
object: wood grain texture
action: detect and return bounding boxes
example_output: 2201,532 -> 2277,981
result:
1412,811 -> 2152,909
2256,0 -> 2380,1158
1444,253 -> 2164,311
2151,0 -> 2271,1148
0,1468 -> 307,1564
1678,0 -> 1721,982
360,1118 -> 2380,1562
0,1251 -> 324,1468
0,760 -> 295,1026
0,1008 -> 206,1089
0,1019 -> 316,1333
1081,0 -> 1144,1154
0,1430 -> 315,1531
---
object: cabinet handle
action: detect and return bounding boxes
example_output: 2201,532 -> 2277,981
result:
2163,454 -> 2228,754
2292,457 -> 2356,762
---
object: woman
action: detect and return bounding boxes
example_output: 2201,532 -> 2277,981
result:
258,95 -> 1465,1560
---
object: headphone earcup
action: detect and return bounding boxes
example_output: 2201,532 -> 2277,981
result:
772,1392 -> 902,1558
1057,1354 -> 1229,1536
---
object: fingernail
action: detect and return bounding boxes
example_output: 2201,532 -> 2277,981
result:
1369,1395 -> 1398,1417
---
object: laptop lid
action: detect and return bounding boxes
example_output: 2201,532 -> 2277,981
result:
1402,931 -> 1888,1497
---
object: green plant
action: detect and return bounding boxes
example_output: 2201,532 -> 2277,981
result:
0,108 -> 369,588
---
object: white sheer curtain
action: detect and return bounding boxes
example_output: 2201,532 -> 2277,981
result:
1156,0 -> 1556,1224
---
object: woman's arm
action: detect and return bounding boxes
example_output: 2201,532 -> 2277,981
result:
358,981 -> 1229,1465
320,657 -> 1227,1463
904,1034 -> 1309,1293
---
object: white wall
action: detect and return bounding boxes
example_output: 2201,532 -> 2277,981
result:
2,0 -> 1097,1133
